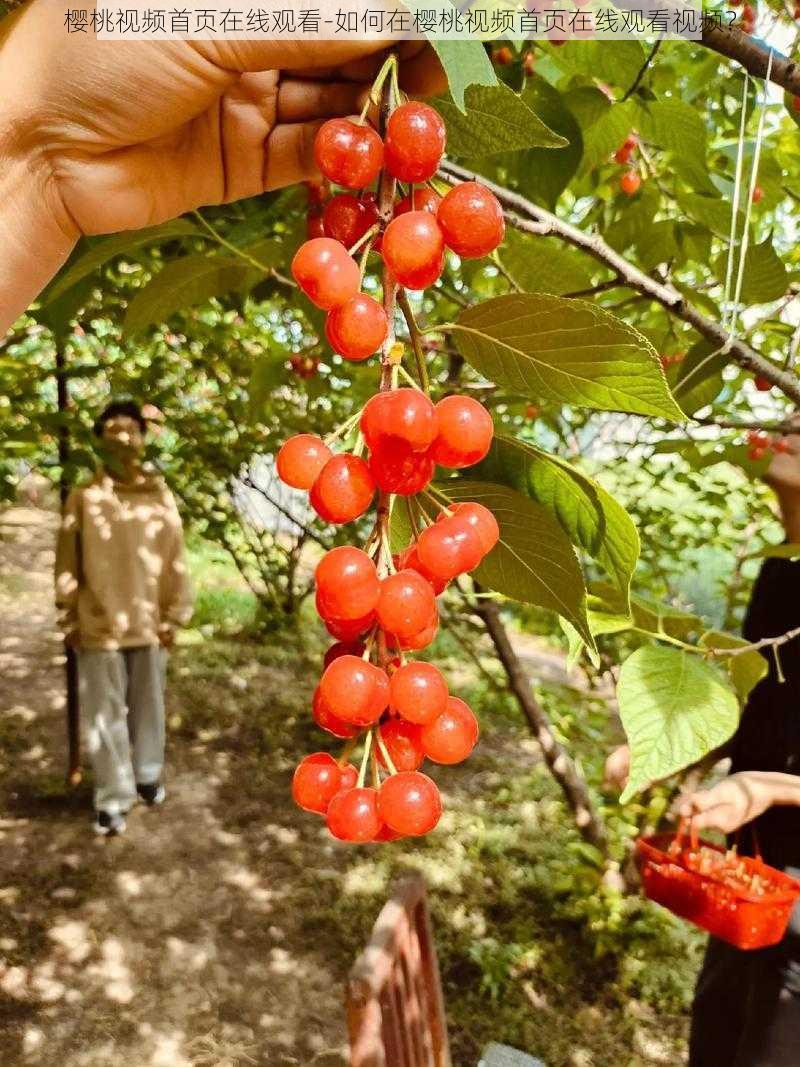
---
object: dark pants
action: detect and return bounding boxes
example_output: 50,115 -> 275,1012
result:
690,878 -> 800,1066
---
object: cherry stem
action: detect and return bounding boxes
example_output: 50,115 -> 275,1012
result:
324,407 -> 363,447
370,747 -> 381,790
397,289 -> 431,392
360,53 -> 397,125
357,729 -> 374,788
348,223 -> 380,258
405,497 -> 422,540
375,730 -> 399,777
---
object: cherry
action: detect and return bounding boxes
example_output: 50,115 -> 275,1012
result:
421,696 -> 479,764
276,434 -> 332,490
378,771 -> 442,836
378,719 -> 425,772
382,211 -> 445,290
290,354 -> 320,380
523,51 -> 536,75
369,438 -> 436,496
620,171 -> 641,197
525,403 -> 539,420
794,96 -> 800,112
439,502 -> 499,554
292,753 -> 343,813
327,787 -> 382,842
324,611 -> 376,642
774,438 -> 791,454
323,641 -> 366,669
310,455 -> 375,524
338,764 -> 359,792
391,613 -> 439,652
305,178 -> 327,207
306,212 -> 325,239
361,388 -> 438,453
395,544 -> 448,596
431,395 -> 494,469
754,375 -> 773,392
323,193 -> 379,247
326,295 -> 388,362
752,185 -> 763,204
312,685 -> 360,739
394,188 -> 441,218
316,547 -> 380,620
748,446 -> 767,461
416,515 -> 484,581
384,102 -> 446,183
314,118 -> 383,189
389,661 -> 448,725
376,570 -> 437,641
493,45 -> 513,64
318,655 -> 388,726
437,182 -> 505,259
374,824 -> 405,842
291,238 -> 360,310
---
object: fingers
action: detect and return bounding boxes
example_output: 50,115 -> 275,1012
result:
397,43 -> 448,96
277,78 -> 368,123
263,120 -> 324,190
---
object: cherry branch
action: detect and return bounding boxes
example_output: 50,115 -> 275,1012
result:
437,160 -> 800,407
701,23 -> 800,96
706,623 -> 800,659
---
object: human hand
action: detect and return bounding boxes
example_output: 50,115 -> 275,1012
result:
603,744 -> 631,791
676,771 -> 791,834
158,624 -> 176,650
764,423 -> 800,497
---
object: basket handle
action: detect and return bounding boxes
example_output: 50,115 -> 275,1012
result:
670,816 -> 699,857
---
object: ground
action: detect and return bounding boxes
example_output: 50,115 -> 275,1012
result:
0,505 -> 694,1067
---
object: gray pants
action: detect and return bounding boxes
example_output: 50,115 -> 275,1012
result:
78,646 -> 168,814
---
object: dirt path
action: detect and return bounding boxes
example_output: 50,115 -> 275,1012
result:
0,507 -> 352,1067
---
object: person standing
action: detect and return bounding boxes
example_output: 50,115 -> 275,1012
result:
55,400 -> 193,835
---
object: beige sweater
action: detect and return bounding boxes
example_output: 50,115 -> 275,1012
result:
55,468 -> 194,650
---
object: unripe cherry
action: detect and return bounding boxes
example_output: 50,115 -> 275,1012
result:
378,719 -> 425,772
291,238 -> 360,310
440,502 -> 499,554
394,188 -> 441,218
384,102 -> 447,183
326,294 -> 388,362
310,454 -> 375,524
276,434 -> 332,490
327,787 -> 382,842
416,516 -> 484,581
316,547 -> 380,621
378,772 -> 442,836
312,685 -> 359,739
431,395 -> 494,469
382,211 -> 445,290
318,655 -> 388,726
314,118 -> 383,189
292,753 -> 343,813
376,570 -> 437,641
323,193 -> 379,247
361,388 -> 438,453
369,439 -> 436,496
389,661 -> 449,725
437,182 -> 505,259
421,696 -> 479,764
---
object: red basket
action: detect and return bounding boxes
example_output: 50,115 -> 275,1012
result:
636,820 -> 800,950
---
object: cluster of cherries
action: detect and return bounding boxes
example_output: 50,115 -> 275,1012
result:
614,134 -> 641,198
277,95 -> 505,844
746,429 -> 790,461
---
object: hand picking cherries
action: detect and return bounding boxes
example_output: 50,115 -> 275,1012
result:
281,80 -> 505,844
746,429 -> 790,462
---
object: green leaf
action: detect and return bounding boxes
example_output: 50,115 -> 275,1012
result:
499,229 -> 594,296
636,99 -> 716,195
472,435 -> 639,608
618,646 -> 739,802
451,293 -> 684,420
42,220 -> 199,306
551,41 -> 646,92
672,339 -> 728,417
437,480 -> 592,645
434,83 -> 566,155
509,75 -> 583,208
426,36 -> 498,111
677,192 -> 743,240
732,239 -> 788,305
751,543 -> 800,559
699,630 -> 768,704
573,97 -> 637,174
591,581 -> 703,640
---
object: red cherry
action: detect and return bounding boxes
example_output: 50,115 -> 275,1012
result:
389,661 -> 448,726
421,696 -> 479,764
369,438 -> 436,496
440,502 -> 499,554
314,118 -> 383,189
291,238 -> 360,310
431,395 -> 494,469
748,446 -> 767,461
395,544 -> 448,595
614,144 -> 632,165
620,171 -> 641,197
310,454 -> 375,524
338,764 -> 359,792
324,641 -> 366,669
773,438 -> 791,454
754,375 -> 773,392
312,686 -> 359,739
399,616 -> 439,652
416,515 -> 484,581
316,547 -> 380,621
326,295 -> 388,362
378,772 -> 442,836
318,655 -> 388,726
292,753 -> 343,813
493,45 -> 513,65
523,51 -> 536,75
276,434 -> 332,490
374,824 -> 405,842
324,612 -> 376,641
361,388 -> 438,453
376,570 -> 437,641
377,719 -> 425,772
306,212 -> 326,239
437,182 -> 505,259
752,185 -> 763,204
327,787 -> 382,842
382,212 -> 445,290
394,188 -> 442,218
384,102 -> 446,183
322,193 -> 379,247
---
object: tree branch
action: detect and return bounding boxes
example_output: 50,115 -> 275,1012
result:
622,39 -> 661,101
438,160 -> 800,406
701,24 -> 800,96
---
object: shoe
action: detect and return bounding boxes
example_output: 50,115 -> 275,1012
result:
137,782 -> 166,806
94,811 -> 126,836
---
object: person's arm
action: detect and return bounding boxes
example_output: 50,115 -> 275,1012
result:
158,497 -> 194,645
54,489 -> 82,646
678,771 -> 800,833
